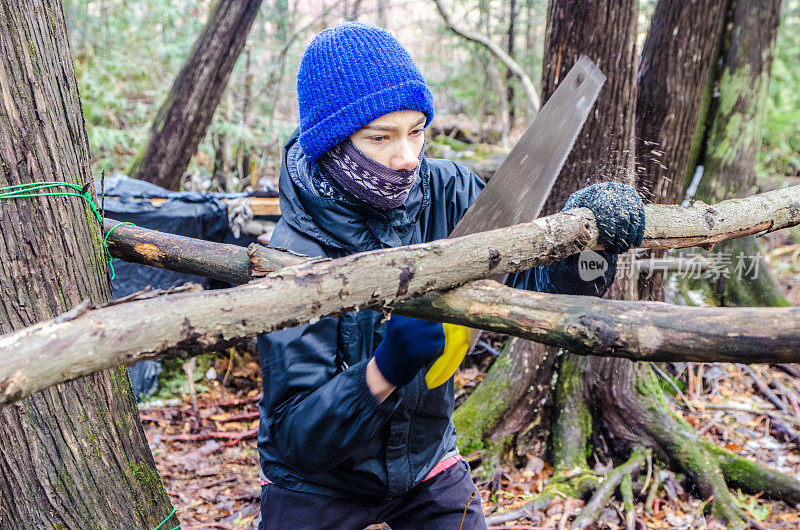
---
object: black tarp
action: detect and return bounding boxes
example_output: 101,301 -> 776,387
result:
97,175 -> 260,399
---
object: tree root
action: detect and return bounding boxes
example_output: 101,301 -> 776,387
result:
483,470 -> 600,526
703,441 -> 800,505
615,363 -> 800,527
571,450 -> 648,529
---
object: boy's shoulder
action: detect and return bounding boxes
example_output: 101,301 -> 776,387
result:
423,157 -> 485,195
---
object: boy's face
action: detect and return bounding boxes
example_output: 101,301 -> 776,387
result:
349,110 -> 426,170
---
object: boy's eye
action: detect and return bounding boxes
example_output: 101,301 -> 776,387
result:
370,136 -> 389,143
411,128 -> 424,136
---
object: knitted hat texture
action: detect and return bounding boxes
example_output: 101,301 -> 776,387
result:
296,22 -> 435,162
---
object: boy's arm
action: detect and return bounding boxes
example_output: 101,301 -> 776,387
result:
260,318 -> 401,475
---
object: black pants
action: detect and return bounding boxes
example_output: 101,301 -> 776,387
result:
258,460 -> 487,529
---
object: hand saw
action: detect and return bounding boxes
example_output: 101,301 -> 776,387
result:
425,55 -> 606,389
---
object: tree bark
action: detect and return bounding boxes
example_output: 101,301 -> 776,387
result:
0,2 -> 175,528
126,0 -> 263,190
635,0 -> 729,301
694,0 -> 786,308
506,0 -> 517,125
636,0 -> 728,205
101,182 -> 800,285
104,218 -> 307,284
6,274 -> 800,409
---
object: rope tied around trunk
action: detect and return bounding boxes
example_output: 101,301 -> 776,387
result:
0,181 -> 135,279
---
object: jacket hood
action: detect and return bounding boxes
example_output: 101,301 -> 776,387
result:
277,129 -> 430,253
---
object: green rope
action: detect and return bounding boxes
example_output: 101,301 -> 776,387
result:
0,181 -> 102,224
0,180 -> 133,279
104,221 -> 136,279
152,508 -> 178,530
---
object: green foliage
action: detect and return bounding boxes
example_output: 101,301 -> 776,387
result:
63,0 -> 302,187
63,0 -> 797,187
151,353 -> 218,400
733,489 -> 771,522
759,1 -> 800,179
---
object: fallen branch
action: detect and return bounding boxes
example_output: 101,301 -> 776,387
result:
0,186 -> 798,407
104,218 -> 305,284
161,428 -> 257,445
397,280 -> 800,363
105,185 -> 800,284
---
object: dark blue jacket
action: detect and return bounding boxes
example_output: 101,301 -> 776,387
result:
257,132 -> 617,501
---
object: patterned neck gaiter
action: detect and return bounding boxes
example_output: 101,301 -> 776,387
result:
319,138 -> 424,210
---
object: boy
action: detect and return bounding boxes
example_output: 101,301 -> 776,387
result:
257,22 -> 644,529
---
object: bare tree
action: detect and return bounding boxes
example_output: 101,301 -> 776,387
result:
127,0 -> 263,190
433,0 -> 541,113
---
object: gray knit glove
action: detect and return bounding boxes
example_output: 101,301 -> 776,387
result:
562,182 -> 645,254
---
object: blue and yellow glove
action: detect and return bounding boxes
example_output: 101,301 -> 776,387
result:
373,315 -> 445,388
372,315 -> 472,389
425,323 -> 472,389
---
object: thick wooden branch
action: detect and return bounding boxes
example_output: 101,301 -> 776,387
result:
0,186 -> 798,406
396,280 -> 800,363
105,185 -> 800,284
104,218 -> 306,284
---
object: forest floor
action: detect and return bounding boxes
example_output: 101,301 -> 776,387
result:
140,228 -> 800,529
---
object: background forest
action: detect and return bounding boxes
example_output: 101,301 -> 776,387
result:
62,0 -> 799,191
1,0 -> 796,528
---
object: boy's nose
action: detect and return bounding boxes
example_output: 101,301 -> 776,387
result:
389,141 -> 420,172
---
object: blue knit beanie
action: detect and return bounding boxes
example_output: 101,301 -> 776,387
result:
296,22 -> 435,162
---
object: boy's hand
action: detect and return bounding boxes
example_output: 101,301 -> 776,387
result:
562,182 -> 645,254
373,315 -> 445,388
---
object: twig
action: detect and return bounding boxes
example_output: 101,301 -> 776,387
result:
645,468 -> 662,514
740,365 -> 790,413
432,0 -> 540,111
215,411 -> 259,423
620,471 -> 635,530
652,364 -> 696,412
183,358 -> 199,415
640,452 -> 652,495
206,393 -> 262,408
161,428 -> 257,444
692,402 -> 800,427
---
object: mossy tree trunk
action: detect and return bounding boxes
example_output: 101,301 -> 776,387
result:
693,0 -> 787,307
454,0 -> 640,468
126,0 -> 263,190
635,0 -> 729,301
537,0 -> 644,500
0,2 -> 175,528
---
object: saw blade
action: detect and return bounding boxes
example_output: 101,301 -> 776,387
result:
423,57 -> 606,389
449,55 -> 606,238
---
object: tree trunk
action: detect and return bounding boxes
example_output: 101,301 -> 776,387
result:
506,0 -> 517,125
126,0 -> 263,190
453,0 -> 639,468
0,2 -> 175,528
481,0 -> 639,466
635,0 -> 729,301
693,0 -> 787,308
